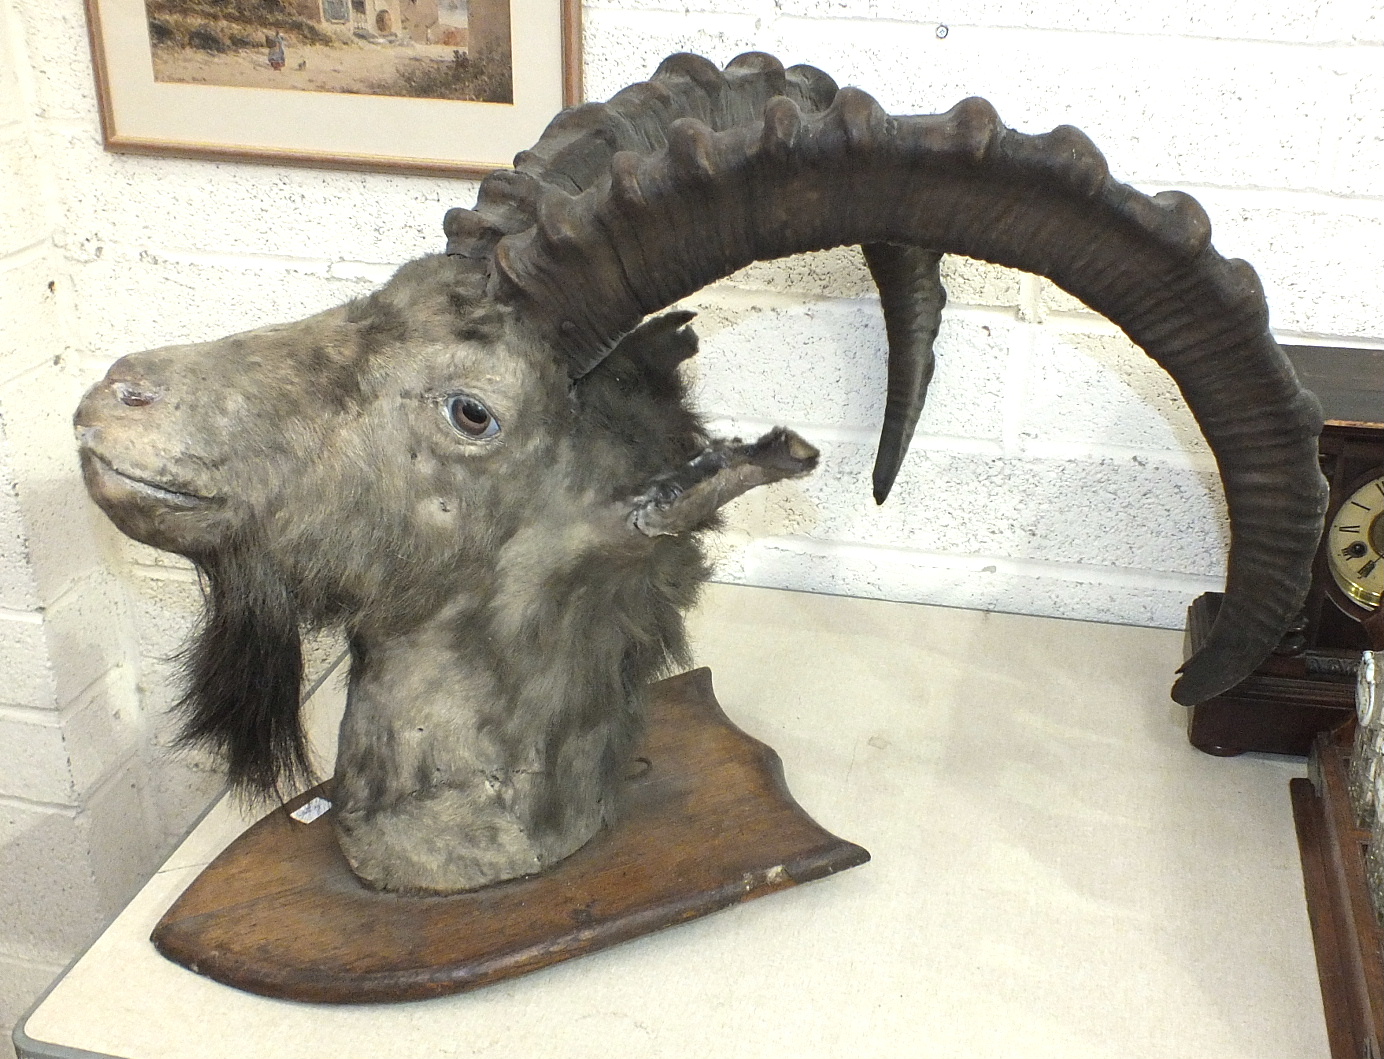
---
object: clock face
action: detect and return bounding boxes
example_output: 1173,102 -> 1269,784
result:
1327,474 -> 1384,611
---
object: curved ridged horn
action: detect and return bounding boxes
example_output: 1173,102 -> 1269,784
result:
445,52 -> 945,501
862,243 -> 945,503
486,71 -> 1328,706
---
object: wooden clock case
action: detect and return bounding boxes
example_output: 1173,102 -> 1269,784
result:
1186,344 -> 1384,757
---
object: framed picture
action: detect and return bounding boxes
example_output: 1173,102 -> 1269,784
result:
83,0 -> 582,175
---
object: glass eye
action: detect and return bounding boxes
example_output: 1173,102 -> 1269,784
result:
443,394 -> 500,439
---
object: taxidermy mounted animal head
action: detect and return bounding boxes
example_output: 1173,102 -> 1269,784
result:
75,53 -> 1327,894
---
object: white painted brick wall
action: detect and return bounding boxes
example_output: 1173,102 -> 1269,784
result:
2,0 -> 1381,1044
2,0 -> 170,1048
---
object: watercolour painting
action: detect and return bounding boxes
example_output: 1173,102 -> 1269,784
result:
85,0 -> 580,174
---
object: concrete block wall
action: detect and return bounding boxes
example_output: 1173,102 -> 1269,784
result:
1,0 -> 1380,1046
0,5 -> 160,1050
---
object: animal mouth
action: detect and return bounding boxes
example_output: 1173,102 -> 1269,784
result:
84,452 -> 213,509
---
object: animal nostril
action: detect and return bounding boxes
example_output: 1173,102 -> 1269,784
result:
114,381 -> 159,408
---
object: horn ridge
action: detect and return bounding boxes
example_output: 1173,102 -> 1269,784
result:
488,66 -> 1326,703
785,62 -> 840,110
449,53 -> 843,258
759,95 -> 805,156
1004,123 -> 1111,198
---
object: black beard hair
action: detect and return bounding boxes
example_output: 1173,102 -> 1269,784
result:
174,533 -> 309,799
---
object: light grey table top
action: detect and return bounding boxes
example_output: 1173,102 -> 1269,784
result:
17,583 -> 1329,1059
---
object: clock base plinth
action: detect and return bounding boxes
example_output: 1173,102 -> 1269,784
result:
1185,592 -> 1356,757
1292,726 -> 1384,1059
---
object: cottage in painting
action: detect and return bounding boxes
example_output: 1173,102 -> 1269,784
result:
283,0 -> 508,52
288,0 -> 406,39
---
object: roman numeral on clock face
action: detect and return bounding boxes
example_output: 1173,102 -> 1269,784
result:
1326,473 -> 1384,612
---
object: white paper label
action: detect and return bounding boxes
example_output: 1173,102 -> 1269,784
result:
290,796 -> 332,824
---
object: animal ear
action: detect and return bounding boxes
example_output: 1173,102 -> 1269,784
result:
630,426 -> 819,536
609,310 -> 700,372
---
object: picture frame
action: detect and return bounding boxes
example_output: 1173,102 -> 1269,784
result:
83,0 -> 582,176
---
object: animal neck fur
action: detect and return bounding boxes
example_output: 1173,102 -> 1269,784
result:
330,478 -> 707,893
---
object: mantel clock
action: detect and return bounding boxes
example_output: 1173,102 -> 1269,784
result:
1188,344 -> 1384,756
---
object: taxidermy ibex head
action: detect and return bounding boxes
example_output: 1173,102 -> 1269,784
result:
75,53 -> 1326,893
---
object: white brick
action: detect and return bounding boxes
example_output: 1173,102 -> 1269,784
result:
142,660 -> 192,743
582,9 -> 763,102
766,23 -> 1336,191
723,437 -> 1227,576
0,667 -> 138,807
1017,329 -> 1209,456
123,571 -> 203,721
688,298 -> 1012,442
689,296 -> 890,424
1360,7 -> 1384,42
8,0 -> 96,123
0,614 -> 55,711
0,136 -> 47,257
874,0 -> 1326,44
124,571 -> 202,663
1320,0 -> 1384,43
0,801 -> 106,957
688,18 -> 952,115
0,365 -> 87,495
1194,193 -> 1384,339
941,258 -> 1023,310
0,252 -> 62,384
713,536 -> 1215,629
587,0 -> 771,12
719,251 -> 1022,311
0,442 -> 39,612
720,248 -> 876,300
303,628 -> 348,686
67,252 -> 379,360
141,752 -> 225,858
0,7 -> 27,130
61,672 -> 142,798
1034,276 -> 1096,319
1336,68 -> 1384,197
776,0 -> 865,16
40,126 -> 470,268
39,580 -> 128,708
0,372 -> 113,604
23,476 -> 123,606
0,713 -> 74,804
0,772 -> 162,966
82,762 -> 160,920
